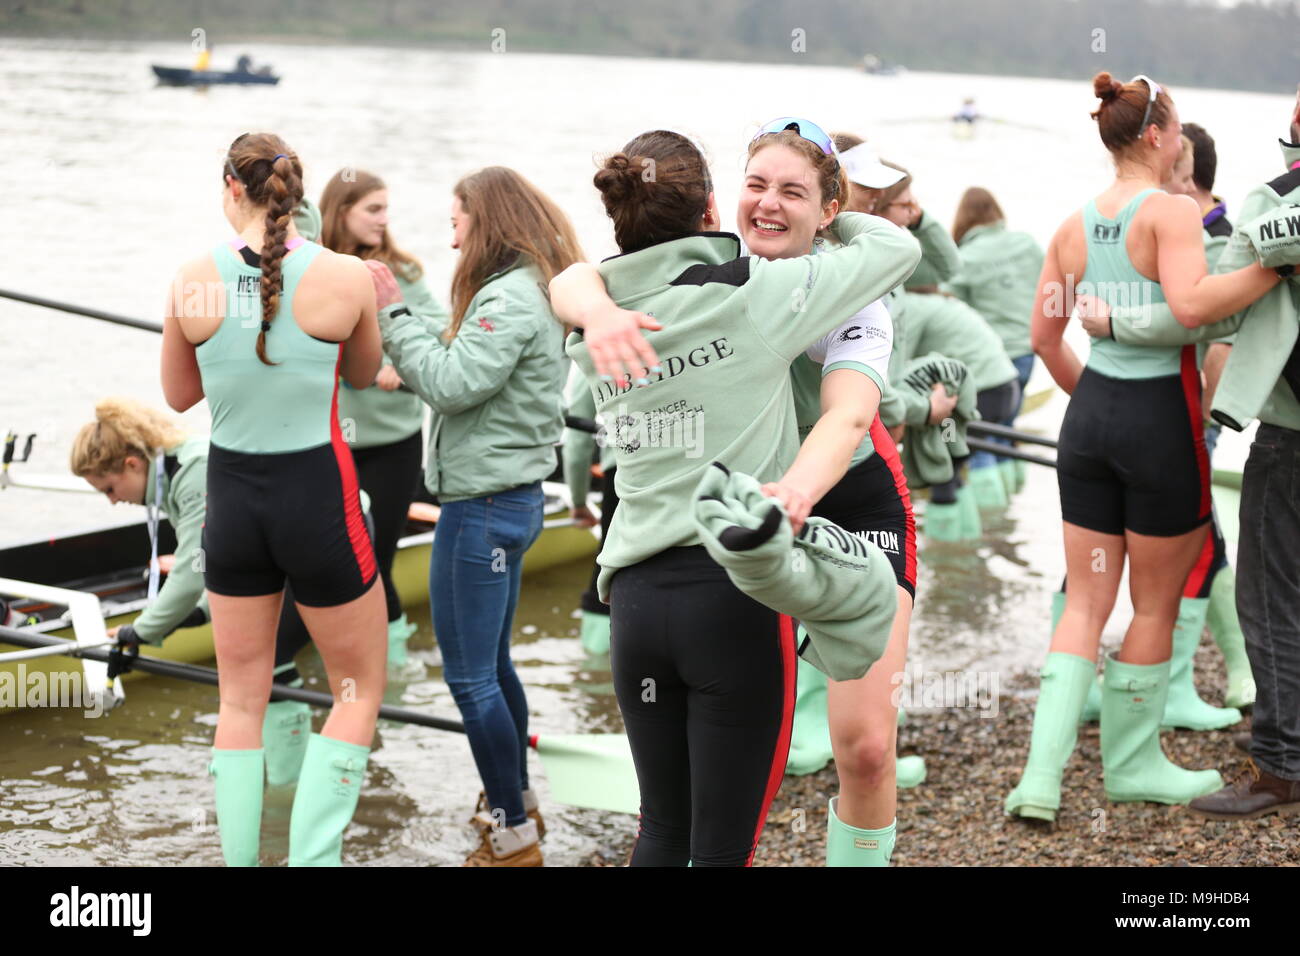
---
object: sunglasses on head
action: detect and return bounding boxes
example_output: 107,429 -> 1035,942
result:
754,117 -> 839,158
1131,75 -> 1162,141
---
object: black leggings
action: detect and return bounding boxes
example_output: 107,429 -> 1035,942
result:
609,546 -> 795,867
580,466 -> 619,615
351,431 -> 424,622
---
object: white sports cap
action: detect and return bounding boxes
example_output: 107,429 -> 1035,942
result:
839,142 -> 905,189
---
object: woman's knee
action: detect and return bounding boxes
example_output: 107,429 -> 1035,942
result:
833,724 -> 896,784
445,672 -> 504,712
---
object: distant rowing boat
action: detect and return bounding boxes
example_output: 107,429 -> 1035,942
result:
0,482 -> 598,714
151,65 -> 279,87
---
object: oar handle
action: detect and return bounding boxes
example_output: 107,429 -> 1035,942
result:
964,437 -> 1055,468
0,288 -> 163,334
966,420 -> 1057,448
0,625 -> 467,733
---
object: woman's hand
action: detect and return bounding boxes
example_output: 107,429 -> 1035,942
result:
1290,84 -> 1300,144
571,505 -> 599,529
581,304 -> 663,388
157,554 -> 177,574
760,481 -> 814,535
375,365 -> 403,391
366,260 -> 403,311
1074,292 -> 1113,338
928,383 -> 958,425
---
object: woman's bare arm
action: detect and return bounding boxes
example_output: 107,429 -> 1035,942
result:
761,369 -> 880,533
160,269 -> 205,412
1030,224 -> 1083,394
1153,193 -> 1279,328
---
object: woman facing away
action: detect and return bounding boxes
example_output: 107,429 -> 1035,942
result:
550,127 -> 920,866
1005,74 -> 1282,823
369,166 -> 582,866
317,168 -> 449,672
161,132 -> 388,866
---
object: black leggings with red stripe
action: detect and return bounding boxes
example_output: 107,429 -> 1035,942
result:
1057,359 -> 1211,537
609,546 -> 795,867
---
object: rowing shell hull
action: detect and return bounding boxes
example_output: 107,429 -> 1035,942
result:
0,490 -> 598,714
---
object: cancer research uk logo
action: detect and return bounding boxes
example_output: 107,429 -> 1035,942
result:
50,886 -> 151,936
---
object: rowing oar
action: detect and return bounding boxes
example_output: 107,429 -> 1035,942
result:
967,421 -> 1058,449
0,288 -> 163,333
965,437 -> 1055,468
0,624 -> 640,815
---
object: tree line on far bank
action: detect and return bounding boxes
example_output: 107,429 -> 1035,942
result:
3,0 -> 1298,95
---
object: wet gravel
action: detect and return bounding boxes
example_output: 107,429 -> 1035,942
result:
588,641 -> 1299,867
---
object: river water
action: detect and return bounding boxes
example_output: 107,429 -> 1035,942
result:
0,38 -> 1290,865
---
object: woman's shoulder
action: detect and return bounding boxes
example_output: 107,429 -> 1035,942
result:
477,260 -> 553,311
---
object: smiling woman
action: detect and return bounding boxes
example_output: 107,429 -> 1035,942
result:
316,169 -> 448,669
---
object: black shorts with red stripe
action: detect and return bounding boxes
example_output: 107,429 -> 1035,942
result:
1057,352 -> 1212,538
203,441 -> 378,607
810,416 -> 917,599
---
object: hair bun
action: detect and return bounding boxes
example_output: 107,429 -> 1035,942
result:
1092,71 -> 1123,102
593,153 -> 644,205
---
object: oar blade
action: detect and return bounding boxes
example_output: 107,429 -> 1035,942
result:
533,733 -> 639,815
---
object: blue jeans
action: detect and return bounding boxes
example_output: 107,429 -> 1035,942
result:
430,481 -> 544,826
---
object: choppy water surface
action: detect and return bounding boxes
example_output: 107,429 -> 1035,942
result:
0,38 -> 1284,864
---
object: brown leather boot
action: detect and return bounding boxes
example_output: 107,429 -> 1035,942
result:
1188,761 -> 1300,820
463,815 -> 543,867
472,790 -> 546,840
1232,731 -> 1252,755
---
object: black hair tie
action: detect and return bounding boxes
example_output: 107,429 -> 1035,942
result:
260,320 -> 271,333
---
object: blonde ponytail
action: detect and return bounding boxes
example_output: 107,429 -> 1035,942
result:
70,398 -> 186,477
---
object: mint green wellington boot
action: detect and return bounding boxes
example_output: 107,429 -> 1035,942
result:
1099,653 -> 1223,805
288,734 -> 370,867
580,609 -> 611,656
387,613 -> 418,671
210,748 -> 264,866
1005,652 -> 1096,821
1047,588 -> 1103,724
896,754 -> 927,788
924,500 -> 964,542
955,482 -> 982,540
998,459 -> 1016,497
826,797 -> 896,867
786,654 -> 834,775
1163,597 -> 1241,730
263,696 -> 312,788
968,463 -> 1009,509
1205,568 -> 1256,709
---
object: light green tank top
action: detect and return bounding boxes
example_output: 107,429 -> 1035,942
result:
1082,189 -> 1181,379
199,240 -> 342,453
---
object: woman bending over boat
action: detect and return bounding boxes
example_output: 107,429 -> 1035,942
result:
70,397 -> 349,792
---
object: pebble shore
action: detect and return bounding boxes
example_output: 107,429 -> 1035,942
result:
586,642 -> 1299,866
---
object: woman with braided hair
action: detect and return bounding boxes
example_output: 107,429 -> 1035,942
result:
161,132 -> 387,866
